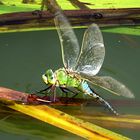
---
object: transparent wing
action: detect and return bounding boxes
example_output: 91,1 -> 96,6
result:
76,24 -> 105,76
82,75 -> 134,98
54,11 -> 80,69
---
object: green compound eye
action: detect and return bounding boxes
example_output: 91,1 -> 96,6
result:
45,69 -> 56,84
50,76 -> 54,80
46,69 -> 53,77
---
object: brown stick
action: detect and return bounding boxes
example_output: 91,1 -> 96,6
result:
0,87 -> 139,107
0,8 -> 140,32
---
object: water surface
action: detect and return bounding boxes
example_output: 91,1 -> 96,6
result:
0,28 -> 139,139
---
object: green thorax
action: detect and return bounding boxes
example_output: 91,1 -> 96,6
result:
55,68 -> 82,87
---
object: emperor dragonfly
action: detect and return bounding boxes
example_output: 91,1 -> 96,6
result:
40,11 -> 134,115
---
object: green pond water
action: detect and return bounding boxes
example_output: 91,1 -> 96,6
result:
0,27 -> 139,140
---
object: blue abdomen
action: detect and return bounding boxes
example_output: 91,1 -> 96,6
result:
79,81 -> 92,93
78,80 -> 118,115
79,81 -> 98,98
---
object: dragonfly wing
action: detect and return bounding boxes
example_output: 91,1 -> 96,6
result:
54,11 -> 80,69
76,24 -> 105,76
82,75 -> 135,98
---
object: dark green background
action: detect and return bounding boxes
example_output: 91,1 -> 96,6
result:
0,28 -> 139,139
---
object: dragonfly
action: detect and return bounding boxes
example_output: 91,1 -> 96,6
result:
39,10 -> 134,115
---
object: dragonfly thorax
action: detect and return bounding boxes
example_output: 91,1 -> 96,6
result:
42,68 -> 82,87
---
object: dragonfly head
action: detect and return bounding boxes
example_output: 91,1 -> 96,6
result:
42,69 -> 56,85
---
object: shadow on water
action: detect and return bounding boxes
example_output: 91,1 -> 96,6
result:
0,28 -> 140,139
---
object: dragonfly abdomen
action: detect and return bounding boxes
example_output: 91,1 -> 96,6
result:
79,81 -> 98,98
79,81 -> 118,115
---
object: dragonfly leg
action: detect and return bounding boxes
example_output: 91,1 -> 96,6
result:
50,85 -> 56,102
59,87 -> 69,98
59,87 -> 79,98
89,88 -> 119,115
71,92 -> 79,98
59,87 -> 80,104
36,85 -> 52,94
